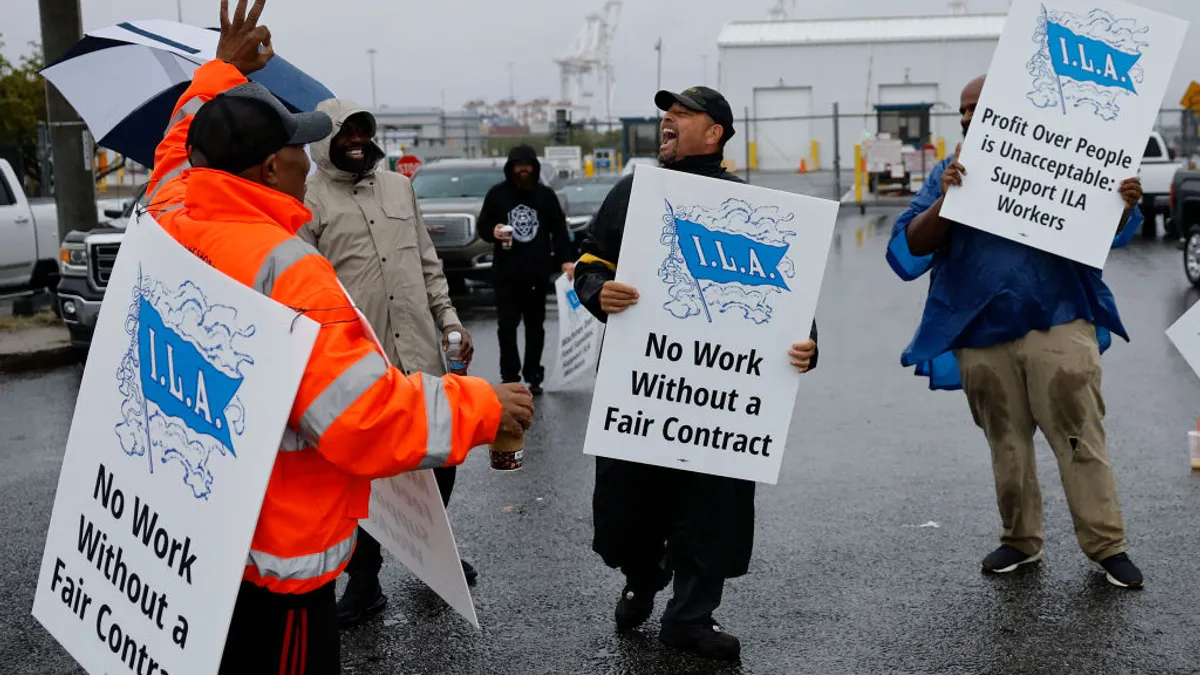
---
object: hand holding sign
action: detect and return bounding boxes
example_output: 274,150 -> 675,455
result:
941,143 -> 966,194
1118,177 -> 1142,210
788,340 -> 817,374
600,281 -> 639,314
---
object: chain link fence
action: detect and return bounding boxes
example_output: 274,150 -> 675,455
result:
720,106 -> 1199,203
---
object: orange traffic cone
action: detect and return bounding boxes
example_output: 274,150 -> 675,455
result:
798,158 -> 808,173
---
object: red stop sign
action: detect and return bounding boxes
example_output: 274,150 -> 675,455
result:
396,154 -> 422,178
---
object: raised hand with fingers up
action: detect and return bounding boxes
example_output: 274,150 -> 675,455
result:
216,0 -> 275,76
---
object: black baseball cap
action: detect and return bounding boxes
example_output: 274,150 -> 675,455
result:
655,86 -> 736,143
187,82 -> 333,175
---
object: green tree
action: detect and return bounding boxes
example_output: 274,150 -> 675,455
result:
0,38 -> 47,188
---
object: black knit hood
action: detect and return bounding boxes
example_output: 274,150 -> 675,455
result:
504,144 -> 542,185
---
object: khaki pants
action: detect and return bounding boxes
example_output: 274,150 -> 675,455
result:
955,320 -> 1126,561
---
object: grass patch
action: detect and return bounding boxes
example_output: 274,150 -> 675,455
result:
0,310 -> 62,331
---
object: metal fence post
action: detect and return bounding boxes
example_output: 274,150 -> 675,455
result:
832,102 -> 842,201
744,106 -> 752,185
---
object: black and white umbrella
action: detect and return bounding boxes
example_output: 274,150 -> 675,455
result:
42,19 -> 335,168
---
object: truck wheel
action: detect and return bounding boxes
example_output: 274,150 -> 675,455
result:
1165,216 -> 1180,240
1185,227 -> 1200,288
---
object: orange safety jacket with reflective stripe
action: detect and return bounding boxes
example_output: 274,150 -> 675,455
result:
145,60 -> 504,594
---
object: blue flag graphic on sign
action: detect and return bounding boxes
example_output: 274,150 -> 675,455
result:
675,218 -> 789,291
137,297 -> 243,453
1046,20 -> 1140,93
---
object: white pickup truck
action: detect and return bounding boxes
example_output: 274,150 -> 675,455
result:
0,158 -> 126,298
1138,130 -> 1185,239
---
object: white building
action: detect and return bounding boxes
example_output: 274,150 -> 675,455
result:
717,14 -> 1006,171
370,108 -> 486,159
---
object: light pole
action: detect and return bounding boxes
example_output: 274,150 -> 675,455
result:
655,38 -> 663,90
655,38 -> 662,117
367,49 -> 378,110
176,0 -> 183,21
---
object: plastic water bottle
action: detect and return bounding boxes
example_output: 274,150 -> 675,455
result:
446,331 -> 468,375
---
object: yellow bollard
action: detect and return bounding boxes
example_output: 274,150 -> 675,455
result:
811,140 -> 819,171
97,153 -> 108,192
854,144 -> 864,202
748,142 -> 758,171
585,159 -> 595,178
936,137 -> 946,161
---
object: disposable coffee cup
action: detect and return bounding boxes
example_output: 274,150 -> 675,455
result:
500,225 -> 514,250
489,430 -> 524,471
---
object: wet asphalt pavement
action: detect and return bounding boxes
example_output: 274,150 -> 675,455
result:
5,209 -> 1200,675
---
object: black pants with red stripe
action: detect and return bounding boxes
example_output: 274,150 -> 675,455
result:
218,580 -> 339,675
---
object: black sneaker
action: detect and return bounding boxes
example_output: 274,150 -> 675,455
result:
461,559 -> 478,586
981,545 -> 1043,574
614,586 -> 657,631
659,620 -> 741,661
1099,552 -> 1144,589
336,575 -> 387,629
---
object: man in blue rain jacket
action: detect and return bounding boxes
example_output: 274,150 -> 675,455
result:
887,76 -> 1146,589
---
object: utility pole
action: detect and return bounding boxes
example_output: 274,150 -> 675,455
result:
367,49 -> 378,110
38,0 -> 97,240
177,0 -> 183,22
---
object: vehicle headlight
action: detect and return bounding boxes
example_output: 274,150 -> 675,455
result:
59,243 -> 88,277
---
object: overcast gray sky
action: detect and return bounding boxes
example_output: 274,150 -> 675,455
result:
5,0 -> 1197,117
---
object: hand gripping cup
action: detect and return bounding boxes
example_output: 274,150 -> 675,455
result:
490,428 -> 524,471
499,225 -> 514,250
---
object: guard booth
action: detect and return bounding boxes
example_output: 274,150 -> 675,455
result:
875,103 -> 931,148
871,103 -> 937,195
621,116 -> 661,168
841,102 -> 945,214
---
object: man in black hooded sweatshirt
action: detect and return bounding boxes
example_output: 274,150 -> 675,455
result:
478,145 -> 574,395
573,87 -> 819,662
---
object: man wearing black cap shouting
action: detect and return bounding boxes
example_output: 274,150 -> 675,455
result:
573,88 -> 819,661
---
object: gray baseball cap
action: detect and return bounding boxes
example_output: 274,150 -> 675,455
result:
187,82 -> 333,174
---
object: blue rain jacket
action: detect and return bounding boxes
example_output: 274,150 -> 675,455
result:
886,157 -> 1140,390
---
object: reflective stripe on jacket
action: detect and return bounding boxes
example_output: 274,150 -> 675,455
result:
145,60 -> 503,594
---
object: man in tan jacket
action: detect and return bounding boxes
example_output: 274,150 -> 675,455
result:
299,98 -> 478,629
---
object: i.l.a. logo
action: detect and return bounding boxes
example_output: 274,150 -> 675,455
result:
115,271 -> 255,500
658,198 -> 796,326
1028,5 -> 1148,120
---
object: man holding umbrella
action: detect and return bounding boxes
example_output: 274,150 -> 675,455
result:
137,1 -> 534,672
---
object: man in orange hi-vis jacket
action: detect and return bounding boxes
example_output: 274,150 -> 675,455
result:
141,1 -> 535,672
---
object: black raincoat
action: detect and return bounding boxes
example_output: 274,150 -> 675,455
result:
574,153 -> 818,579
